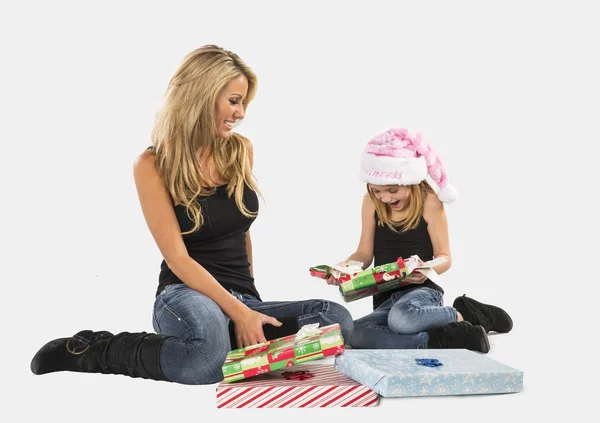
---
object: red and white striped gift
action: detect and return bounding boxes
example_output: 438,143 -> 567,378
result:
216,364 -> 379,408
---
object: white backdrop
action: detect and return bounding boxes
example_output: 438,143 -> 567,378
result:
2,0 -> 596,420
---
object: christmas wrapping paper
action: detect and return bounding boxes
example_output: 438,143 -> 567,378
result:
334,349 -> 523,397
222,323 -> 344,383
310,255 -> 446,302
216,363 -> 379,408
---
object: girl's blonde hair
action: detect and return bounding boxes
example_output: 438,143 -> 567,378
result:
150,45 -> 259,234
368,181 -> 436,232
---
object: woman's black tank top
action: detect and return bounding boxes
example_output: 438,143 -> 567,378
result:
156,184 -> 261,300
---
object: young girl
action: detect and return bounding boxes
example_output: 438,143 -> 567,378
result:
328,128 -> 512,352
30,45 -> 353,385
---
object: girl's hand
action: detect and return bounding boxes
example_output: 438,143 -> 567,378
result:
232,309 -> 282,348
404,271 -> 427,284
326,275 -> 340,286
326,260 -> 349,286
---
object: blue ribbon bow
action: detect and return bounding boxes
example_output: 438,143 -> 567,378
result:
415,358 -> 443,367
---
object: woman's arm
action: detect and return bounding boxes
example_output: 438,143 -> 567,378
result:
242,134 -> 255,277
134,150 -> 282,348
133,150 -> 250,321
423,193 -> 452,275
246,231 -> 253,277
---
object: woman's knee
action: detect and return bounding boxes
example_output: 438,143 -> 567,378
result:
156,287 -> 229,341
175,338 -> 230,385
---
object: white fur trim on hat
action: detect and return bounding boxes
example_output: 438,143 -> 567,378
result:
359,127 -> 458,203
359,154 -> 427,186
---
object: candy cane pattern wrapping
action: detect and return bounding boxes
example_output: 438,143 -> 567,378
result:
216,364 -> 379,408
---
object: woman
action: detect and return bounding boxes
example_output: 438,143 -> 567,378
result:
31,45 -> 353,385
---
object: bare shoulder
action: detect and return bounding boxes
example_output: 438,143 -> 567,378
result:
424,191 -> 444,212
134,149 -> 156,169
361,194 -> 377,226
362,193 -> 376,213
133,149 -> 173,208
423,191 -> 445,223
133,149 -> 161,183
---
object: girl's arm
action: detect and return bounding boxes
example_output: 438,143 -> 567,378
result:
327,195 -> 375,285
423,192 -> 452,275
346,194 -> 376,269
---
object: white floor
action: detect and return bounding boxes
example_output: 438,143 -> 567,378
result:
13,325 -> 577,422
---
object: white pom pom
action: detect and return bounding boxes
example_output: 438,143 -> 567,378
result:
437,185 -> 458,203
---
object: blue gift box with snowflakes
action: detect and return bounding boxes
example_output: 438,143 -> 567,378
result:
334,349 -> 523,397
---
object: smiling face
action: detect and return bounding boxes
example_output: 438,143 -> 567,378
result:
214,74 -> 248,138
369,184 -> 411,210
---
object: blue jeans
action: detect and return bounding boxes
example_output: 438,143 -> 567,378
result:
349,287 -> 457,349
152,284 -> 354,385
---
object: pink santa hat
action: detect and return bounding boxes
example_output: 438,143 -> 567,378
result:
359,128 -> 458,203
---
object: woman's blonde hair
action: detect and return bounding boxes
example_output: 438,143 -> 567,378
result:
150,45 -> 259,234
368,181 -> 436,232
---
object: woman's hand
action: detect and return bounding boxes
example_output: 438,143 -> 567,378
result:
232,309 -> 282,348
404,270 -> 427,284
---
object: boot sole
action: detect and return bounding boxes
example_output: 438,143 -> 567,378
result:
476,325 -> 490,354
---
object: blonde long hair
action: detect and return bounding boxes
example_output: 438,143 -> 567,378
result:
368,181 -> 435,232
151,45 -> 259,234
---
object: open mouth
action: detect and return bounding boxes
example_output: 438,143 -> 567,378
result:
389,200 -> 401,208
224,119 -> 241,130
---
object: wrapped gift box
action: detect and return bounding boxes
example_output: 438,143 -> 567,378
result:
334,349 -> 523,397
216,363 -> 379,408
310,256 -> 446,302
222,323 -> 344,382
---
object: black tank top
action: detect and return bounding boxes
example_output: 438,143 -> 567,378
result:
156,184 -> 261,300
372,214 -> 443,310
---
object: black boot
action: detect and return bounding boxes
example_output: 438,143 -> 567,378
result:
227,316 -> 299,350
453,294 -> 513,333
427,321 -> 490,353
31,330 -> 170,381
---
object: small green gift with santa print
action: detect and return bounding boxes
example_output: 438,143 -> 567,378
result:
310,255 -> 447,303
222,323 -> 345,383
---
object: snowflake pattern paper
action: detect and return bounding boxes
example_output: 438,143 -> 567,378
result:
334,349 -> 523,397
